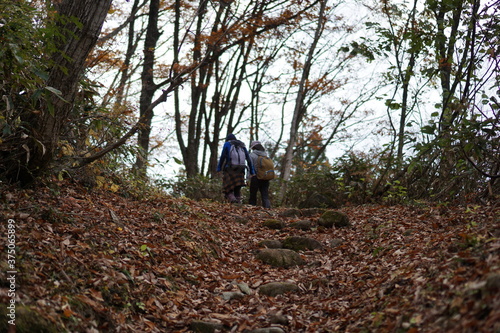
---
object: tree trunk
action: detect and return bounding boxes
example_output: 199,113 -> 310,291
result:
434,0 -> 464,133
19,0 -> 111,183
114,0 -> 142,107
134,0 -> 161,175
396,0 -> 418,165
279,0 -> 326,203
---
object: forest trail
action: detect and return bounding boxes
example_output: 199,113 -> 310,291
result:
0,180 -> 499,332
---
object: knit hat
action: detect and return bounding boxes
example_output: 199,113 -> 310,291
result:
250,140 -> 264,150
226,134 -> 236,141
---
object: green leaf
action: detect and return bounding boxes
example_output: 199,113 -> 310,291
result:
385,99 -> 401,110
33,68 -> 49,80
45,86 -> 69,103
463,142 -> 474,153
47,102 -> 55,116
421,125 -> 435,135
45,86 -> 62,96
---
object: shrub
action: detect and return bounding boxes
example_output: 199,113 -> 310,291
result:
165,174 -> 223,202
283,151 -> 381,207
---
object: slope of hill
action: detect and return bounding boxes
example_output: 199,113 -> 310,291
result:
0,180 -> 499,332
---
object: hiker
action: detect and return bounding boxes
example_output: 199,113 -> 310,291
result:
216,134 -> 255,203
248,140 -> 275,208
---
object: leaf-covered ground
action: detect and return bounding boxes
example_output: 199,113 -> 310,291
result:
0,180 -> 499,332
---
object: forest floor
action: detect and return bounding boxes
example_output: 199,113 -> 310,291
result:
0,179 -> 499,332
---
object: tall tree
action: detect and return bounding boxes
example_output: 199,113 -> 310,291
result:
1,0 -> 112,183
134,0 -> 161,174
365,0 -> 499,199
279,0 -> 327,201
365,0 -> 432,167
386,0 -> 421,164
170,0 -> 321,178
112,0 -> 146,108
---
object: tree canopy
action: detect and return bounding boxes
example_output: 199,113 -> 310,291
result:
0,0 -> 498,203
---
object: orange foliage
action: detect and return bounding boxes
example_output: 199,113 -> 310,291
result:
86,49 -> 124,70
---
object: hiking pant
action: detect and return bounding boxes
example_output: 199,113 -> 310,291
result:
249,177 -> 270,208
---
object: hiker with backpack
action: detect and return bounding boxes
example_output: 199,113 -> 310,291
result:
248,140 -> 275,208
216,134 -> 255,203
